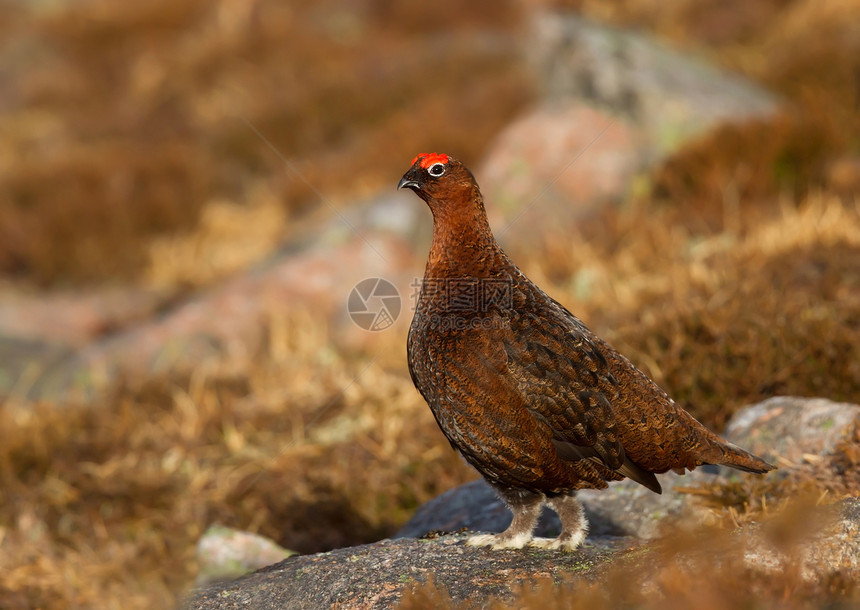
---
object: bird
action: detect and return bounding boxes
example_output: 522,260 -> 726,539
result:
398,152 -> 774,552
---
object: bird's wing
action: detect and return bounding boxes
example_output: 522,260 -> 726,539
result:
433,322 -> 576,489
503,305 -> 662,493
421,307 -> 659,492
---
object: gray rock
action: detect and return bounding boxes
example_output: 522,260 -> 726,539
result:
722,396 -> 860,468
196,526 -> 296,587
184,533 -> 625,610
576,469 -> 718,540
186,500 -> 860,609
528,11 -> 780,152
479,11 -> 781,247
735,498 -> 860,582
480,104 -> 643,242
397,478 -> 586,539
394,479 -> 516,539
0,287 -> 167,400
0,285 -> 166,347
396,471 -> 719,543
0,336 -> 72,400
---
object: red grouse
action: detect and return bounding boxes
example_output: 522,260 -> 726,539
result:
399,152 -> 774,551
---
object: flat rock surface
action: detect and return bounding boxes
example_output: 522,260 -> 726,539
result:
186,499 -> 860,609
185,533 -> 628,610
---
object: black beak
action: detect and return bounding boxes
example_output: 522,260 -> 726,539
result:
397,176 -> 420,191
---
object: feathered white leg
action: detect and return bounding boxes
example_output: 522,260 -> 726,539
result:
467,489 -> 542,550
529,494 -> 588,551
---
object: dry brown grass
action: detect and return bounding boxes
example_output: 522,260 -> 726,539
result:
0,314 -> 474,608
2,0 -> 860,609
0,0 -> 531,286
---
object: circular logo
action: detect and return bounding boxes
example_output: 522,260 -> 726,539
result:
347,278 -> 401,331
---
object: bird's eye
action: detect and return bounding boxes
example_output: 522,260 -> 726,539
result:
428,163 -> 445,177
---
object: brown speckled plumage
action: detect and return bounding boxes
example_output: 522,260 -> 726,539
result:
399,153 -> 774,551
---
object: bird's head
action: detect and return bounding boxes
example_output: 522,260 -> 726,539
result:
398,153 -> 495,251
397,153 -> 478,208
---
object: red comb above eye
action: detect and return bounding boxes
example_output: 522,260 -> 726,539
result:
411,152 -> 449,168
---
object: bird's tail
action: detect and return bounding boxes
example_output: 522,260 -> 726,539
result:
713,440 -> 775,474
672,406 -> 775,473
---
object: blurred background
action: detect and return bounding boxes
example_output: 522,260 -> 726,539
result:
0,0 -> 859,607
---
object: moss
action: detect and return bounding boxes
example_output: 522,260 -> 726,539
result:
565,560 -> 595,573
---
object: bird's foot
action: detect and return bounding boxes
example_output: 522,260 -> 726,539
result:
528,530 -> 586,552
466,532 -> 532,550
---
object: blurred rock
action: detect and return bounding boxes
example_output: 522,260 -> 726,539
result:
723,396 -> 860,468
196,526 -> 295,587
576,470 -> 718,540
0,285 -> 167,346
15,192 -> 425,401
800,498 -> 860,578
528,12 -> 780,150
397,478 -> 587,539
741,498 -> 860,582
393,479 -> 499,539
481,11 -> 781,244
0,336 -> 72,399
0,286 -> 166,399
480,105 -> 641,239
